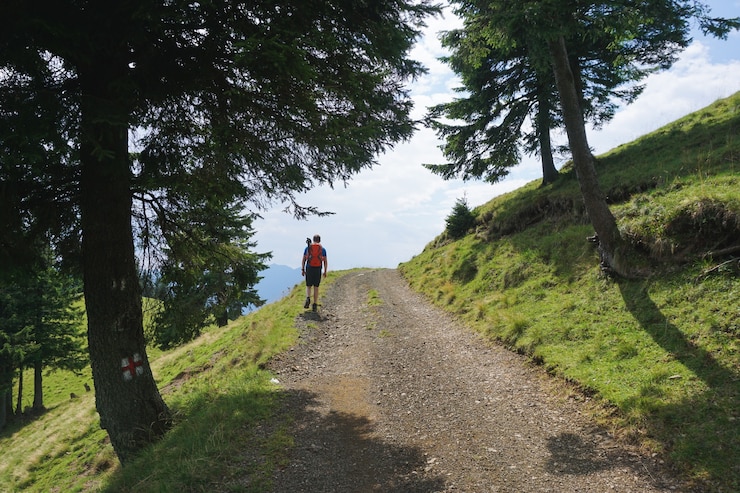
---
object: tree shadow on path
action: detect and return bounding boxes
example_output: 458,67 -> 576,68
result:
271,388 -> 446,493
545,432 -> 653,478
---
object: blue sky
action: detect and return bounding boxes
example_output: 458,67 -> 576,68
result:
253,0 -> 740,271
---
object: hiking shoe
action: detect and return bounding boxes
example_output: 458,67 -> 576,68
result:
312,303 -> 318,312
304,297 -> 310,309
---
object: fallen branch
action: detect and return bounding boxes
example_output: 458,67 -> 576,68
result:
695,257 -> 740,281
703,245 -> 740,258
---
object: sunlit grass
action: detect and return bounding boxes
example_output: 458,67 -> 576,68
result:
0,274 -> 342,492
366,288 -> 383,307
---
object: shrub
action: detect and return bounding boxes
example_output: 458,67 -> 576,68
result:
445,197 -> 476,239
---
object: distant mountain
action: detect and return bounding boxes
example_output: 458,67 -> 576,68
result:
254,264 -> 302,306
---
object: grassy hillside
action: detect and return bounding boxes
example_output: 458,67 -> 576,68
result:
0,277 -> 327,492
399,92 -> 740,490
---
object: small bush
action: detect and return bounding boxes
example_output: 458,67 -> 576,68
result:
445,197 -> 477,239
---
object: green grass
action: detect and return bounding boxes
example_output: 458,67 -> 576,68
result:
363,288 -> 383,331
366,289 -> 383,307
400,92 -> 740,490
0,272 -> 343,492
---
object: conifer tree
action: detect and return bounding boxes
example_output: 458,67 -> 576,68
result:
28,260 -> 87,412
445,197 -> 477,239
2,0 -> 439,461
430,0 -> 738,276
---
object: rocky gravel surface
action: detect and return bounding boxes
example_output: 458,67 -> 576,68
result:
266,269 -> 687,492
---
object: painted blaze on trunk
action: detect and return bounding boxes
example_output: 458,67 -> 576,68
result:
79,59 -> 171,463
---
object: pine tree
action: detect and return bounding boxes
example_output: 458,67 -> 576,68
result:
28,259 -> 86,412
431,0 -> 738,276
2,0 -> 440,461
445,197 -> 477,239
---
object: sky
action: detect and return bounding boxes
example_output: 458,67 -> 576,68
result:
253,0 -> 740,272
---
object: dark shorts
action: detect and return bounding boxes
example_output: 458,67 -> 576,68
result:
305,266 -> 322,287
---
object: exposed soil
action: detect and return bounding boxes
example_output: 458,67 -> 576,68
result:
266,269 -> 689,492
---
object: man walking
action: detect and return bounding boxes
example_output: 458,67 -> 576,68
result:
302,234 -> 327,311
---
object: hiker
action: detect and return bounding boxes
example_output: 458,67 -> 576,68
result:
301,234 -> 327,311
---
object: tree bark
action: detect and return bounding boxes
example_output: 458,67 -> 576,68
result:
535,84 -> 559,186
0,388 -> 6,429
15,364 -> 23,415
0,370 -> 11,429
548,35 -> 630,276
32,359 -> 43,411
79,51 -> 171,463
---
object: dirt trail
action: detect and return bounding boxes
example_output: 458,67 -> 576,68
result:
267,269 -> 684,492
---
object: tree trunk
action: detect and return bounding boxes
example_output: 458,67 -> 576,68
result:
548,36 -> 631,276
32,359 -> 44,412
3,375 -> 11,421
79,52 -> 171,464
0,388 -> 6,429
15,364 -> 23,415
0,370 -> 11,429
215,310 -> 228,327
535,84 -> 559,186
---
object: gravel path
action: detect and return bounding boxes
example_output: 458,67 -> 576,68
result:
267,269 -> 686,492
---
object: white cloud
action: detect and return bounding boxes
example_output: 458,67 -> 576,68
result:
589,42 -> 740,153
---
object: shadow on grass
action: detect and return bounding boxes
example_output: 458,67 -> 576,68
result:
271,388 -> 446,493
0,403 -> 55,438
618,280 -> 735,390
618,280 -> 739,489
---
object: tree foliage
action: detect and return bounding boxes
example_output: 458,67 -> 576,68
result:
2,0 -> 440,461
143,205 -> 269,348
0,290 -> 34,429
425,5 -> 563,185
0,249 -> 85,423
27,259 -> 87,411
426,0 -> 738,189
429,0 -> 738,276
